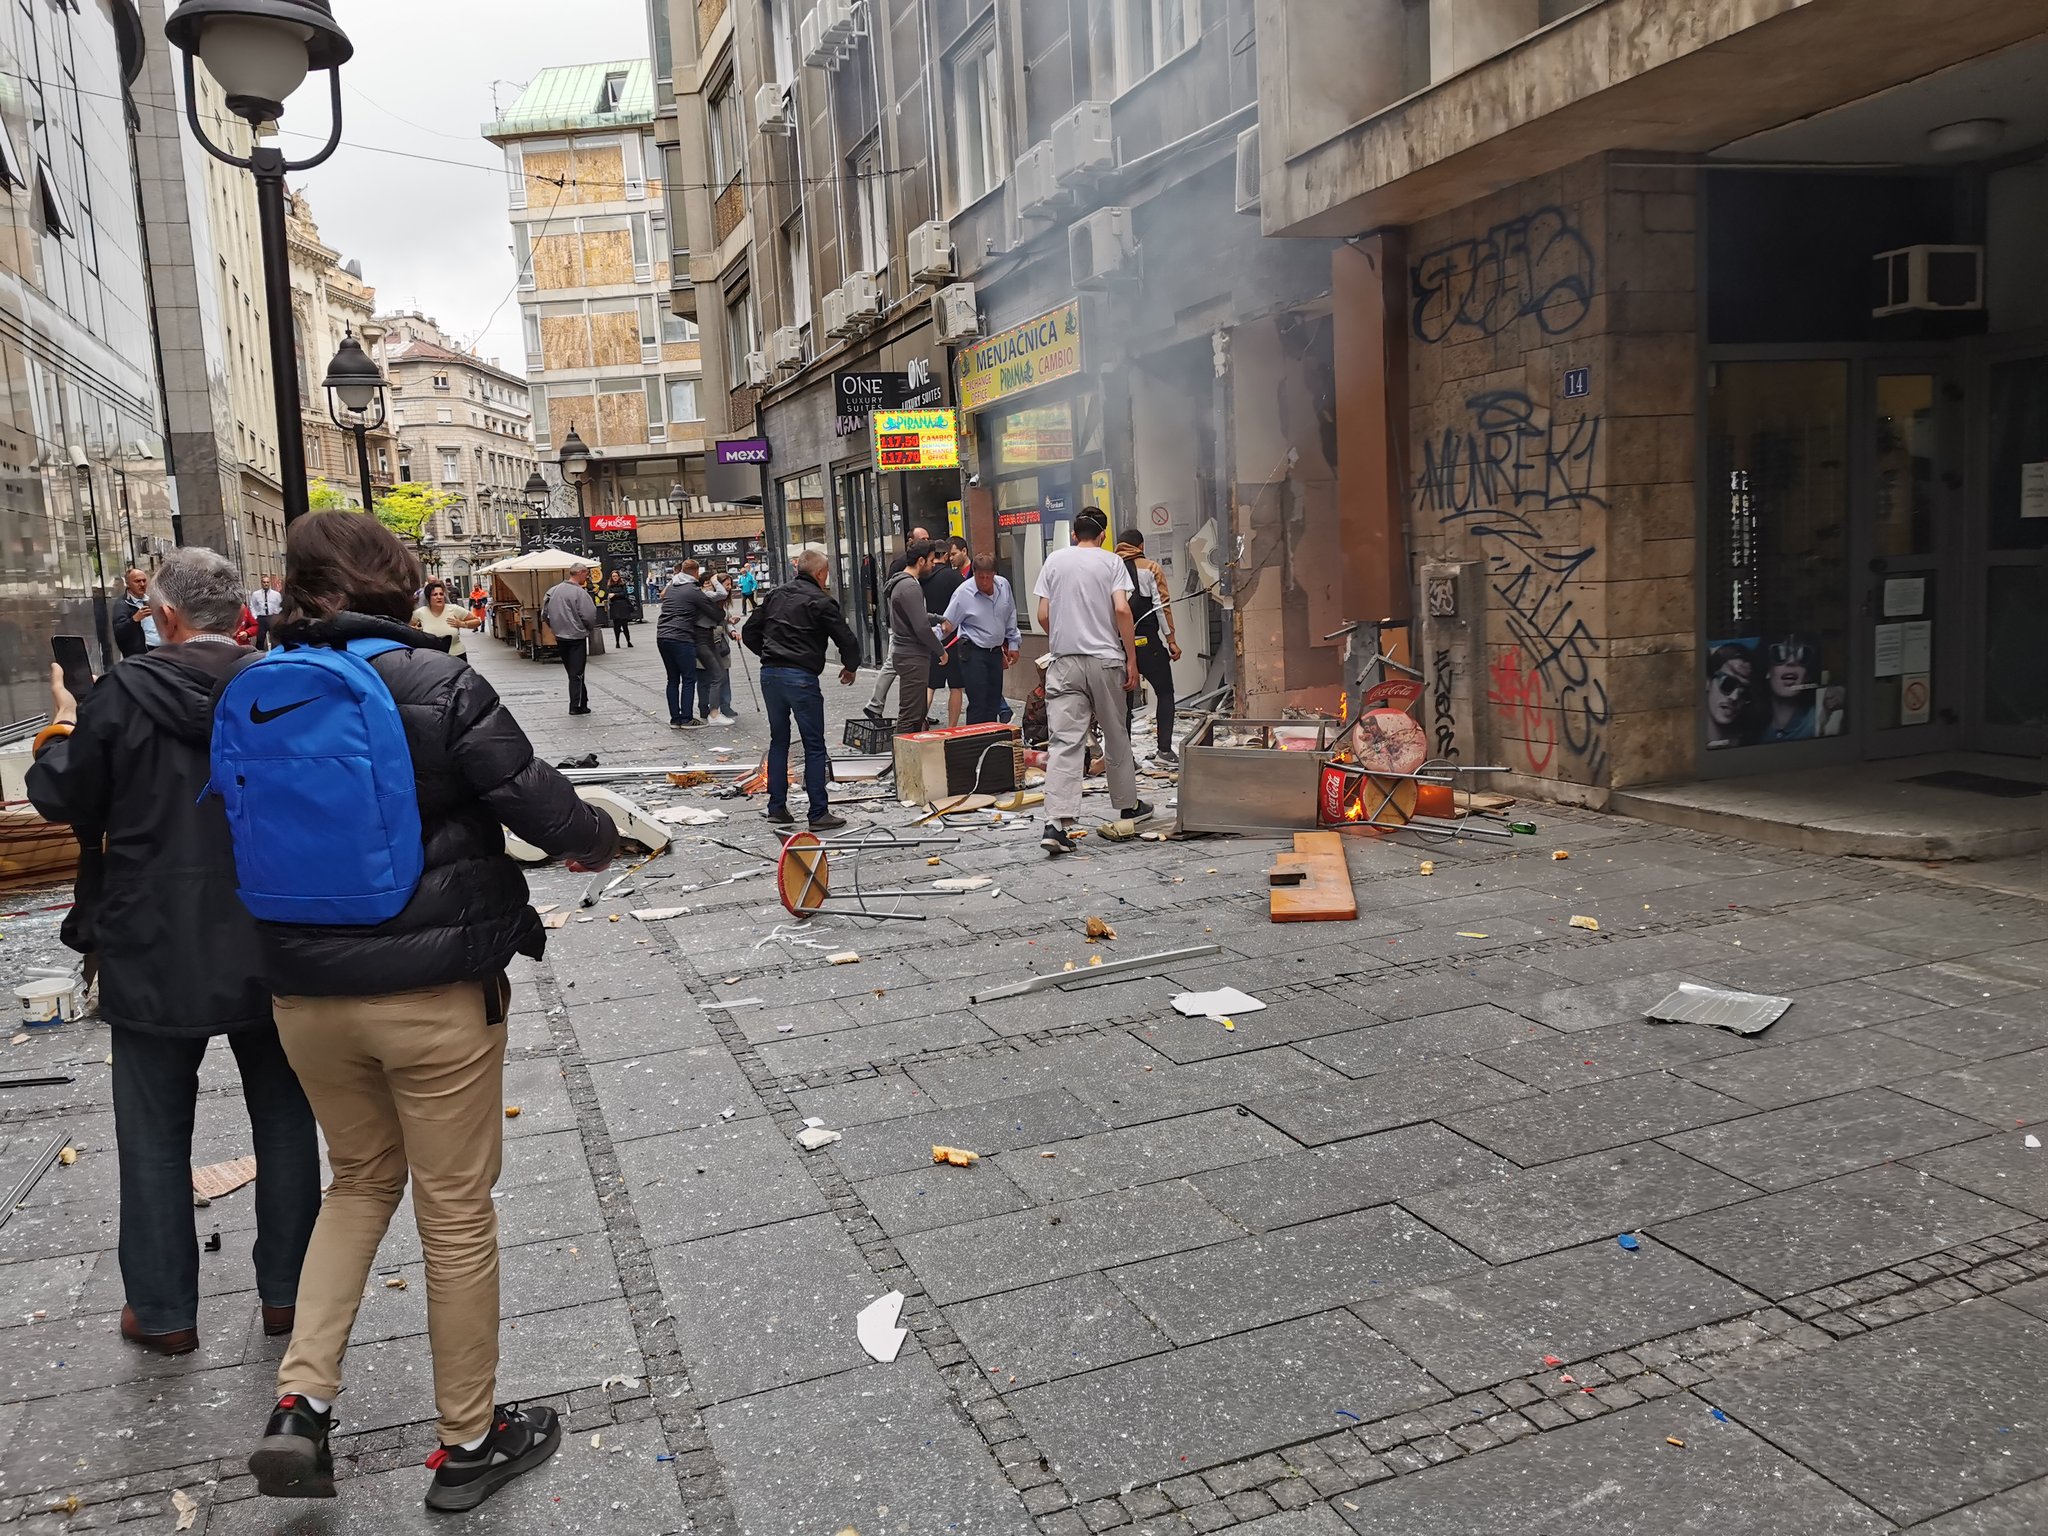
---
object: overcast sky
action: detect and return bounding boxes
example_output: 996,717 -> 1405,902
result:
288,0 -> 651,375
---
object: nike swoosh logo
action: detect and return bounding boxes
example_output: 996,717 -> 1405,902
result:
248,697 -> 317,725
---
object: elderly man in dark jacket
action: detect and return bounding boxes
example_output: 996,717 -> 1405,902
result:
26,547 -> 320,1357
740,548 -> 860,830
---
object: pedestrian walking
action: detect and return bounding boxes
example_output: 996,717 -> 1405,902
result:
1034,507 -> 1151,855
215,510 -> 618,1514
112,567 -> 156,657
540,565 -> 599,715
863,525 -> 931,720
885,540 -> 948,737
469,581 -> 489,625
923,537 -> 971,728
658,562 -> 720,727
25,547 -> 320,1358
412,579 -> 481,657
604,568 -> 635,648
705,566 -> 741,720
740,547 -> 860,831
942,554 -> 1020,726
738,564 -> 758,613
668,560 -> 734,724
250,575 -> 283,650
1114,529 -> 1183,764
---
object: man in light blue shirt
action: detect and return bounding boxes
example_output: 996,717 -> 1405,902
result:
941,553 -> 1020,725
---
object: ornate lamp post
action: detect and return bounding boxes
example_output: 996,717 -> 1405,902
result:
522,468 -> 553,516
321,329 -> 385,512
557,425 -> 592,519
164,0 -> 353,525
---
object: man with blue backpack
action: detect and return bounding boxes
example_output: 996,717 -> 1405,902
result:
211,510 -> 617,1514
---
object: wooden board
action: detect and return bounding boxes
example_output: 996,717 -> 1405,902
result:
1268,831 -> 1357,923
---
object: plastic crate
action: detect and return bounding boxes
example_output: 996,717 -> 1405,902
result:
842,715 -> 892,753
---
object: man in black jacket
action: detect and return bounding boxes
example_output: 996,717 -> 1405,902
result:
740,547 -> 860,830
27,547 -> 320,1357
235,511 -> 618,1515
111,567 -> 155,658
886,541 -> 948,737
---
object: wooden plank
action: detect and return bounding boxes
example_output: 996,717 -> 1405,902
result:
1268,831 -> 1357,923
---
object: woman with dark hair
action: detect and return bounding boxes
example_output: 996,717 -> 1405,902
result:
411,579 -> 481,657
242,510 -> 617,1515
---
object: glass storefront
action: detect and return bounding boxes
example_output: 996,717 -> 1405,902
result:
1984,353 -> 2048,738
978,386 -> 1105,633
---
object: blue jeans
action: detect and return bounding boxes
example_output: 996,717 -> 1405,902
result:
760,665 -> 829,819
658,637 -> 698,723
956,642 -> 1006,725
112,1025 -> 320,1331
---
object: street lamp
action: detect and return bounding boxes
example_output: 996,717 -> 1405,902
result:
321,328 -> 385,511
667,482 -> 688,518
165,0 -> 353,526
557,424 -> 592,518
522,468 -> 553,515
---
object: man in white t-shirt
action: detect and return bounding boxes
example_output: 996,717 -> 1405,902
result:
1031,506 -> 1150,855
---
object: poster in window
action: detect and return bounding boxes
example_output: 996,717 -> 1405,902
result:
1705,635 -> 1845,748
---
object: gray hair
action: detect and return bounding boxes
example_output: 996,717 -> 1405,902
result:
796,548 -> 828,577
146,547 -> 242,635
972,553 -> 996,574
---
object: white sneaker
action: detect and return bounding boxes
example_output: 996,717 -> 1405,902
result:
710,711 -> 738,725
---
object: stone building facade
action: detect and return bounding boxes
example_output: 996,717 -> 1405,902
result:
284,190 -> 397,509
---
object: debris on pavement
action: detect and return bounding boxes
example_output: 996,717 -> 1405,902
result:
574,786 -> 674,853
2026,1135 -> 2041,1149
1618,1233 -> 1641,1251
1553,849 -> 1570,859
203,1231 -> 221,1252
795,1126 -> 842,1151
648,805 -> 726,827
970,943 -> 1221,1003
1418,861 -> 1434,875
383,1275 -> 407,1290
57,1145 -> 76,1165
1570,914 -> 1600,930
931,1145 -> 979,1167
1666,1437 -> 1686,1448
1084,916 -> 1116,941
1172,987 -> 1266,1021
932,876 -> 992,892
191,1156 -> 257,1200
856,1291 -> 907,1363
1645,982 -> 1793,1037
171,1489 -> 199,1531
630,907 -> 690,921
826,951 -> 861,965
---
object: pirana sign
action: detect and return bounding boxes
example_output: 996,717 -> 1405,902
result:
957,301 -> 1082,410
872,408 -> 960,470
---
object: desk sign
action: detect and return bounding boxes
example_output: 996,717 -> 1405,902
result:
873,408 -> 960,471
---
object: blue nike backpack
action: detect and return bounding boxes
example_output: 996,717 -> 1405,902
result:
209,638 -> 425,924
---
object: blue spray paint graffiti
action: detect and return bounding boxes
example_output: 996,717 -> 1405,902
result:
1411,208 -> 1595,345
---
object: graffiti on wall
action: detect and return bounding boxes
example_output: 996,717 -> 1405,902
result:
1431,647 -> 1461,764
1411,208 -> 1595,345
1418,390 -> 1610,783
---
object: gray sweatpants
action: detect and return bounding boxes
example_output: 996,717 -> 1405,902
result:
1043,654 -> 1137,822
866,633 -> 896,711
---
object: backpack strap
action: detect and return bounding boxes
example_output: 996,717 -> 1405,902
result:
343,637 -> 409,661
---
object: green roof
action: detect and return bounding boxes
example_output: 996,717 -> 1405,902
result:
483,61 -> 654,139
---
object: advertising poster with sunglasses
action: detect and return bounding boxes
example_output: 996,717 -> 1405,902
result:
1706,636 -> 1847,748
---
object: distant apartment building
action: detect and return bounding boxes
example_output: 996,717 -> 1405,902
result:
284,189 -> 397,509
381,310 -> 537,585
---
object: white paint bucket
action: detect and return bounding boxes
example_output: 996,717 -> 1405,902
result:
15,976 -> 78,1028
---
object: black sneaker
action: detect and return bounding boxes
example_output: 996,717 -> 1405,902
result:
1117,800 -> 1156,822
863,703 -> 884,721
808,811 -> 848,831
423,1403 -> 560,1513
1041,822 -> 1076,856
764,806 -> 796,826
1155,747 -> 1179,767
248,1394 -> 337,1500
676,717 -> 705,729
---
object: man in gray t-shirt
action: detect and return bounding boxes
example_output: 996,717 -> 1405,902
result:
541,568 -> 600,715
1031,508 -> 1151,854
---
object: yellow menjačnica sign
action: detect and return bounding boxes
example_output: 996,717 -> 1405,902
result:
957,301 -> 1083,411
872,409 -> 960,470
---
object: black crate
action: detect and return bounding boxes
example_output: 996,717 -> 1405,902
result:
842,716 -> 893,753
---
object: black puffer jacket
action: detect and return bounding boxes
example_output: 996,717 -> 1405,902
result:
27,639 -> 269,1036
740,573 -> 861,675
252,612 -> 616,997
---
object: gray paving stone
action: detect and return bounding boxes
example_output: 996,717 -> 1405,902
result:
755,1009 -> 996,1075
586,1043 -> 764,1141
907,1033 -> 1178,1108
1248,1060 -> 1535,1146
1191,1124 -> 1512,1233
1112,1206 -> 1482,1344
0,1298 -> 255,1406
1999,1277 -> 2048,1321
615,1117 -> 831,1246
1355,1238 -> 1765,1392
1404,1143 -> 1756,1264
1905,1475 -> 2048,1535
856,1158 -> 1034,1236
999,1106 -> 1297,1201
649,1212 -> 902,1403
788,1073 -> 939,1127
1297,1006 -> 1553,1080
497,1056 -> 580,1142
1675,1029 -> 1965,1111
825,1089 -> 1112,1181
1012,1311 -> 1444,1500
947,1272 -> 1171,1387
1704,1299 -> 2048,1526
1328,1399 -> 1890,1535
1128,991 -> 1388,1065
1510,971 -> 1724,1034
1234,1509 -> 1352,1535
703,1356 -> 1036,1535
560,990 -> 722,1062
1661,1088 -> 1986,1191
1480,1019 -> 1756,1092
1766,977 -> 1953,1039
1706,938 -> 1920,995
345,1236 -> 621,1348
1895,1047 -> 2048,1129
898,1178 -> 1243,1304
1658,1163 -> 2029,1299
1304,972 -> 1499,1022
1878,1004 -> 2048,1063
1527,932 -> 1753,986
1447,1072 -> 1752,1164
1908,1132 -> 2048,1219
1877,964 -> 2037,1008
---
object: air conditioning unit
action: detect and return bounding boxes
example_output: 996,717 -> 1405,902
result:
842,270 -> 881,330
742,350 -> 770,387
1013,141 -> 1063,222
756,82 -> 791,134
1872,244 -> 1983,316
799,8 -> 832,69
821,286 -> 854,339
818,0 -> 860,47
1234,124 -> 1260,215
802,0 -> 857,69
932,283 -> 980,343
908,220 -> 954,283
767,325 -> 804,370
1070,206 -> 1138,289
1051,101 -> 1114,187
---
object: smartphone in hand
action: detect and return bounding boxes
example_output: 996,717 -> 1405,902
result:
51,635 -> 94,698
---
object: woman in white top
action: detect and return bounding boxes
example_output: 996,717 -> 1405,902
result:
411,579 -> 481,657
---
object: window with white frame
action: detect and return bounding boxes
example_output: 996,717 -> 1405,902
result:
598,71 -> 629,114
707,76 -> 742,187
637,296 -> 661,357
847,137 -> 886,278
1112,0 -> 1197,88
663,308 -> 698,344
524,310 -> 542,362
439,448 -> 461,483
768,0 -> 798,86
644,377 -> 666,436
667,377 -> 701,422
783,214 -> 811,333
504,144 -> 526,208
724,284 -> 757,382
946,24 -> 1003,211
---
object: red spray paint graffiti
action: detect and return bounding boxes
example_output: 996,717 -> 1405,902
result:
1487,647 -> 1556,775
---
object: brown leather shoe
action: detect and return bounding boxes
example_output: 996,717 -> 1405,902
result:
120,1304 -> 198,1356
261,1305 -> 295,1337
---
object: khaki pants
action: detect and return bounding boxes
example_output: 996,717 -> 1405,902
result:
273,981 -> 507,1444
1044,654 -> 1138,821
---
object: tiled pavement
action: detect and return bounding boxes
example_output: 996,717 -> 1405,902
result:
1,634 -> 2044,1533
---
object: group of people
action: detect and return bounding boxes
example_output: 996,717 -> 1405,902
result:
28,516 -> 617,1515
